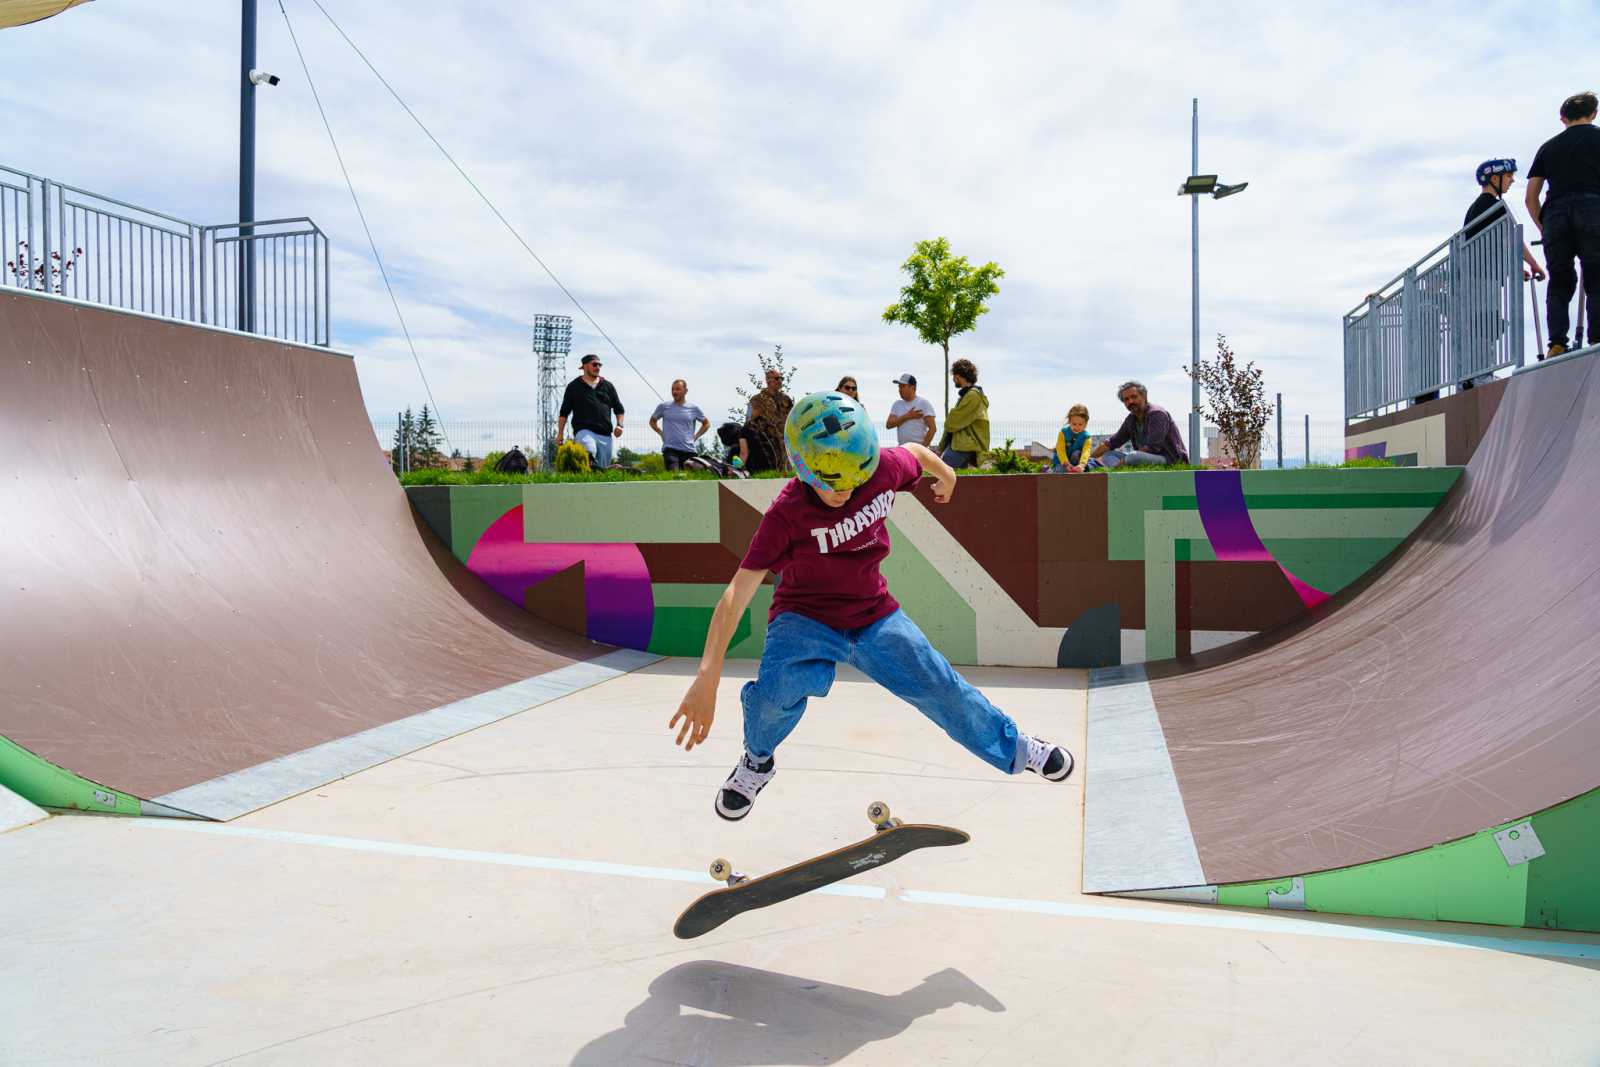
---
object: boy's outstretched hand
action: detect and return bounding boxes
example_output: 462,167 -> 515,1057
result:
670,676 -> 716,750
931,469 -> 956,504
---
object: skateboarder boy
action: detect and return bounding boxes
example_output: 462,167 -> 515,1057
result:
669,390 -> 1074,820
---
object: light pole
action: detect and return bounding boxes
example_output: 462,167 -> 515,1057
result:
1179,98 -> 1248,460
240,0 -> 257,333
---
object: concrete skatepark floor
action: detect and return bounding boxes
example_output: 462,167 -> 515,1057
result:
4,661 -> 1598,1066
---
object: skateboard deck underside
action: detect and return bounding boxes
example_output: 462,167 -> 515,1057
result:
673,824 -> 968,939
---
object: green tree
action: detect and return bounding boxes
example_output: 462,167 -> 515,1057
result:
390,407 -> 415,475
882,237 -> 1004,417
413,405 -> 444,469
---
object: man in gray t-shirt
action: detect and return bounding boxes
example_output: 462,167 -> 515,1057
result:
650,378 -> 711,470
885,373 -> 937,446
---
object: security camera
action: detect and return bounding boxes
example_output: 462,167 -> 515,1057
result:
249,69 -> 281,87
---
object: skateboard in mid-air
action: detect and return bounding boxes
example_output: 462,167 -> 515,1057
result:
673,801 -> 969,939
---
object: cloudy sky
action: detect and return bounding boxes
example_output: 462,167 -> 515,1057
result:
3,0 -> 1581,446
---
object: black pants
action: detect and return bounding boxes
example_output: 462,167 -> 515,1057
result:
1544,194 -> 1600,349
663,447 -> 695,471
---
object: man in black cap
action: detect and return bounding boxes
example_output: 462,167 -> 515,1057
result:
557,353 -> 625,467
885,372 -> 937,447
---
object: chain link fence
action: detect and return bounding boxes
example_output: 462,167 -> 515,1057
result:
374,413 -> 1349,470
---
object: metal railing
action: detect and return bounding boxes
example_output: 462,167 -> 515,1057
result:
1,164 -> 330,345
1344,207 -> 1525,419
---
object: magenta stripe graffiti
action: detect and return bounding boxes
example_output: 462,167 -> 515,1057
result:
1345,442 -> 1388,461
1194,471 -> 1329,609
465,505 -> 654,649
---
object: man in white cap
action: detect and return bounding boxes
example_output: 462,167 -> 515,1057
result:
885,373 -> 937,447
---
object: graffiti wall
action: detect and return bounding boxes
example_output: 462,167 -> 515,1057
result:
407,467 -> 1459,668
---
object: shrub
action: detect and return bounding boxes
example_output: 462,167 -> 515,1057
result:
639,453 -> 666,474
554,440 -> 592,474
988,438 -> 1042,474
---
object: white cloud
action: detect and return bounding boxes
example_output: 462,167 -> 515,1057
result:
3,0 -> 1583,450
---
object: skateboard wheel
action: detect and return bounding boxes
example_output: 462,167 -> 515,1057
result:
867,801 -> 892,826
709,858 -> 732,881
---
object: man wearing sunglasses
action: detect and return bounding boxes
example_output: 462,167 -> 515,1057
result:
557,353 -> 626,468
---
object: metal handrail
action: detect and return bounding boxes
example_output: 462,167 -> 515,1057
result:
1,162 -> 331,345
1344,208 -> 1525,420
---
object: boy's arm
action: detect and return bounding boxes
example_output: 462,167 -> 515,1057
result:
670,567 -> 768,750
903,442 -> 956,503
1526,177 -> 1546,229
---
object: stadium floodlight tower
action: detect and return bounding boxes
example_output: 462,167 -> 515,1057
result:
533,313 -> 574,465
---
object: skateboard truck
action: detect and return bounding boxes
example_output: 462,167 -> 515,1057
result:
707,801 -> 903,888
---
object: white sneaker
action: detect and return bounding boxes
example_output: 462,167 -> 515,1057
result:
1022,735 -> 1074,782
715,751 -> 777,820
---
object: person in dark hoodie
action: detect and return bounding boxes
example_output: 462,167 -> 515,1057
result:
938,359 -> 990,469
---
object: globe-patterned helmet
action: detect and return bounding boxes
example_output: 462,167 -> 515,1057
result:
784,391 -> 880,492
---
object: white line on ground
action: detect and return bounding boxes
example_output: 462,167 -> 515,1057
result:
136,821 -> 884,899
898,890 -> 1600,960
133,821 -> 1600,960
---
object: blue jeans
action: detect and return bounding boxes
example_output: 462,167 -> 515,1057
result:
740,610 -> 1024,773
941,447 -> 978,469
575,429 -> 614,467
1097,448 -> 1167,468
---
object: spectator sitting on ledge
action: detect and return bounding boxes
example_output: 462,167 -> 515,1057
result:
1089,380 -> 1188,467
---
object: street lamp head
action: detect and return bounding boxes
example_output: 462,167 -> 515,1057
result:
1212,181 -> 1249,200
1179,174 -> 1219,196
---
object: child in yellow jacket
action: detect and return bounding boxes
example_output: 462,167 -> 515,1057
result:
1052,404 -> 1093,472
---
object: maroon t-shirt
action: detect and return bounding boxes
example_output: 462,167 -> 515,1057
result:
740,447 -> 922,630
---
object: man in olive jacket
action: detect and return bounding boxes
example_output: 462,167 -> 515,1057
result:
939,358 -> 990,469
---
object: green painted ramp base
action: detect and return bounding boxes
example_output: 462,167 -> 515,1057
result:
0,735 -> 198,818
1124,786 -> 1600,934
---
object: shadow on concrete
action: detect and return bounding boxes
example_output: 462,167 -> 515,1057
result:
570,960 -> 1003,1065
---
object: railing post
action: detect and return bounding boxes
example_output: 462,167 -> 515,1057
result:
1401,266 -> 1419,402
1447,231 -> 1464,390
1511,220 -> 1526,367
39,177 -> 51,290
1366,293 -> 1381,417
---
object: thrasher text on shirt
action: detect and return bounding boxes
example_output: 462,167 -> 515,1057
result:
809,489 -> 897,553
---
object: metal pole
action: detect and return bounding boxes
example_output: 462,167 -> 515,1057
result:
239,0 -> 257,334
1276,392 -> 1283,469
1304,413 -> 1310,467
1190,97 -> 1202,458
